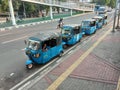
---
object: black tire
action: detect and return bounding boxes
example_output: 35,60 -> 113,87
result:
93,30 -> 96,34
79,39 -> 81,42
63,45 -> 67,49
59,51 -> 64,57
26,64 -> 33,69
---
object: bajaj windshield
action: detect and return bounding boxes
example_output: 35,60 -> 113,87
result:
28,40 -> 40,50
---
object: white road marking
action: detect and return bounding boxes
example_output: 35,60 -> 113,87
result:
2,36 -> 28,44
0,33 -> 12,37
56,58 -> 62,63
68,50 -> 74,54
10,57 -> 59,90
1,78 -> 4,80
18,81 -> 31,90
0,28 -> 5,31
10,73 -> 14,76
21,48 -> 26,51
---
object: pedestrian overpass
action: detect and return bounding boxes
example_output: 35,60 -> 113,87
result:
9,0 -> 95,25
21,0 -> 95,12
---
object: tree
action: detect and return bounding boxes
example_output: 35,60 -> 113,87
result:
21,3 -> 36,17
45,6 -> 49,16
0,0 -> 1,12
105,0 -> 110,6
0,0 -> 2,4
1,0 -> 9,12
91,0 -> 116,8
13,0 -> 21,11
108,0 -> 116,8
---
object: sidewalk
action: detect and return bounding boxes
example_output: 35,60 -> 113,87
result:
17,19 -> 120,90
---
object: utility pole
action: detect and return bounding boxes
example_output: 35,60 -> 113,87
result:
50,0 -> 53,19
116,0 -> 120,29
8,0 -> 16,26
112,0 -> 120,32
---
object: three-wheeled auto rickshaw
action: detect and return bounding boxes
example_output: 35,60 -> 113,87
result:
92,16 -> 103,29
61,24 -> 83,46
81,19 -> 97,35
25,32 -> 63,69
98,11 -> 107,25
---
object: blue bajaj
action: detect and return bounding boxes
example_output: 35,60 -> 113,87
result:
25,32 -> 63,69
82,19 -> 97,35
94,5 -> 100,12
98,11 -> 107,25
92,16 -> 103,29
61,24 -> 83,46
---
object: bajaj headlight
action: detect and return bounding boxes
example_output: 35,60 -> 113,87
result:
33,53 -> 40,58
26,50 -> 31,55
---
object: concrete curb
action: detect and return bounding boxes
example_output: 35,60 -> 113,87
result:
0,12 -> 94,31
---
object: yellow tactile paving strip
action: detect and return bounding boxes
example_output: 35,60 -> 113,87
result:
116,77 -> 120,90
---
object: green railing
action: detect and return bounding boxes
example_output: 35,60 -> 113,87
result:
0,21 -> 12,28
0,11 -> 83,28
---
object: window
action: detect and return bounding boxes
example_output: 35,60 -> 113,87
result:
90,21 -> 96,26
42,39 -> 57,49
62,29 -> 71,35
28,40 -> 40,50
82,21 -> 90,27
73,26 -> 80,35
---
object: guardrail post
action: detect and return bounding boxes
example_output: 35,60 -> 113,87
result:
8,0 -> 16,25
49,0 -> 53,19
70,9 -> 72,16
50,6 -> 53,19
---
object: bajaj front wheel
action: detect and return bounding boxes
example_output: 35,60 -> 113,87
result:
26,64 -> 33,69
59,51 -> 64,57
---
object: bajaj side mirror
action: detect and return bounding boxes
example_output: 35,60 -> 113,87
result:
24,40 -> 27,45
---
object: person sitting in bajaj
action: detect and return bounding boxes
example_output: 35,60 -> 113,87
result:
42,43 -> 47,51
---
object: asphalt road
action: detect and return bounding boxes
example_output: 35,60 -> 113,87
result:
0,12 -> 113,89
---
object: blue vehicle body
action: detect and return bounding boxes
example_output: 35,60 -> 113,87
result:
98,11 -> 107,25
94,5 -> 100,12
82,19 -> 97,35
94,5 -> 106,13
92,16 -> 103,29
98,7 -> 106,12
25,32 -> 63,68
61,24 -> 83,45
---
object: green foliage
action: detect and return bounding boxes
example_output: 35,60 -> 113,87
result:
91,0 -> 116,8
26,3 -> 35,13
13,0 -> 21,11
105,0 -> 110,5
0,0 -> 2,4
1,0 -> 9,12
109,0 -> 116,8
59,0 -> 67,2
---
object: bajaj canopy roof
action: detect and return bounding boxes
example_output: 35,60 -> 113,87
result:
29,32 -> 61,41
93,16 -> 103,19
82,19 -> 96,22
63,24 -> 81,28
62,24 -> 81,30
